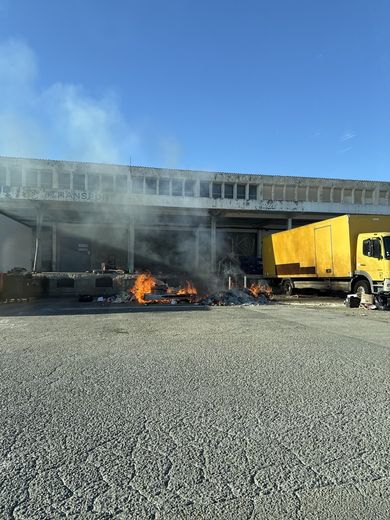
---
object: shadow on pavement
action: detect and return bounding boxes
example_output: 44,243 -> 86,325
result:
0,299 -> 210,317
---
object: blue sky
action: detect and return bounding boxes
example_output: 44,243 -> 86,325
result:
0,0 -> 389,180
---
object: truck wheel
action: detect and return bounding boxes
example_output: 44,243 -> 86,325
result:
353,279 -> 371,297
282,279 -> 294,296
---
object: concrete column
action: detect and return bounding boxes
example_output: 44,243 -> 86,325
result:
52,169 -> 58,189
257,230 -> 263,259
128,216 -> 135,273
51,223 -> 57,272
194,228 -> 200,269
210,216 -> 217,272
32,207 -> 43,272
259,184 -> 263,201
287,217 -> 293,230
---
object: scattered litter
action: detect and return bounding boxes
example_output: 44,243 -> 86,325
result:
95,292 -> 133,304
344,294 -> 361,308
360,294 -> 374,305
344,292 -> 390,311
374,294 -> 390,311
117,291 -> 132,303
200,288 -> 270,306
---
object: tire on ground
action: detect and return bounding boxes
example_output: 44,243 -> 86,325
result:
281,279 -> 294,296
353,278 -> 371,296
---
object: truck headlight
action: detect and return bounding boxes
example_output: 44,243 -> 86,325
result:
385,279 -> 390,291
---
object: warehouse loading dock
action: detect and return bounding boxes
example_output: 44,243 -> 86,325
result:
1,156 -> 390,277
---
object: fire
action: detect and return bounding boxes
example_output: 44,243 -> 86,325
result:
131,275 -> 198,305
177,280 -> 197,295
132,273 -> 157,304
249,282 -> 272,298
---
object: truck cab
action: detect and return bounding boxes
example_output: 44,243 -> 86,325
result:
355,233 -> 390,294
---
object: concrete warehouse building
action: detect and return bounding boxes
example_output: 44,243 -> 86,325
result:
1,155 -> 390,275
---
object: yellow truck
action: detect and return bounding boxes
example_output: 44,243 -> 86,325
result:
263,214 -> 390,303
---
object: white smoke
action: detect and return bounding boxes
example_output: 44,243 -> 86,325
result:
0,38 -> 139,163
0,39 -> 231,287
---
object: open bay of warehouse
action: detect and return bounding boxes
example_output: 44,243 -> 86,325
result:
1,303 -> 389,519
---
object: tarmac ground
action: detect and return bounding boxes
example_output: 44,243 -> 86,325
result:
0,298 -> 389,519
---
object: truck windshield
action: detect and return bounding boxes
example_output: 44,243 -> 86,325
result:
384,237 -> 390,259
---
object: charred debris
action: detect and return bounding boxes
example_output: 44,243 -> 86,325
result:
0,268 -> 273,307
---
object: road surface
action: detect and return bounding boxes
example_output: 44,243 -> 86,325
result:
1,302 -> 389,519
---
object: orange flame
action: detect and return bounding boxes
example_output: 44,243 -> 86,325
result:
249,282 -> 272,298
132,273 -> 157,303
177,280 -> 197,295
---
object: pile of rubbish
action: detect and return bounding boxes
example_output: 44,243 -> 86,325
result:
97,292 -> 133,303
344,293 -> 390,310
76,274 -> 273,307
200,287 -> 271,306
79,292 -> 133,304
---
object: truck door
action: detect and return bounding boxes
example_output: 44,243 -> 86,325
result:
358,237 -> 383,281
314,225 -> 334,277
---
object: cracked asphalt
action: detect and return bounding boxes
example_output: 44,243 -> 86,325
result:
1,302 -> 390,519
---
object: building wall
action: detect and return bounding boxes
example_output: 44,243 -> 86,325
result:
1,157 -> 390,274
1,156 -> 390,215
0,214 -> 33,272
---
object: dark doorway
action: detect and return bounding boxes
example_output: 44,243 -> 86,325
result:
59,237 -> 91,272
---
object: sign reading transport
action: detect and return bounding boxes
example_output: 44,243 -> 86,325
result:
0,186 -> 113,202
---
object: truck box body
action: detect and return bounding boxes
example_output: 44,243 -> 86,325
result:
263,214 -> 390,279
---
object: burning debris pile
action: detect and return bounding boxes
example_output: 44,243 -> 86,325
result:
128,274 -> 272,306
89,273 -> 272,307
131,273 -> 198,305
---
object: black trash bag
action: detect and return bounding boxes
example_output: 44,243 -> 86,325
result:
78,295 -> 93,302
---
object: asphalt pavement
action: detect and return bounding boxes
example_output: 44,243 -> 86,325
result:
0,301 -> 389,519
